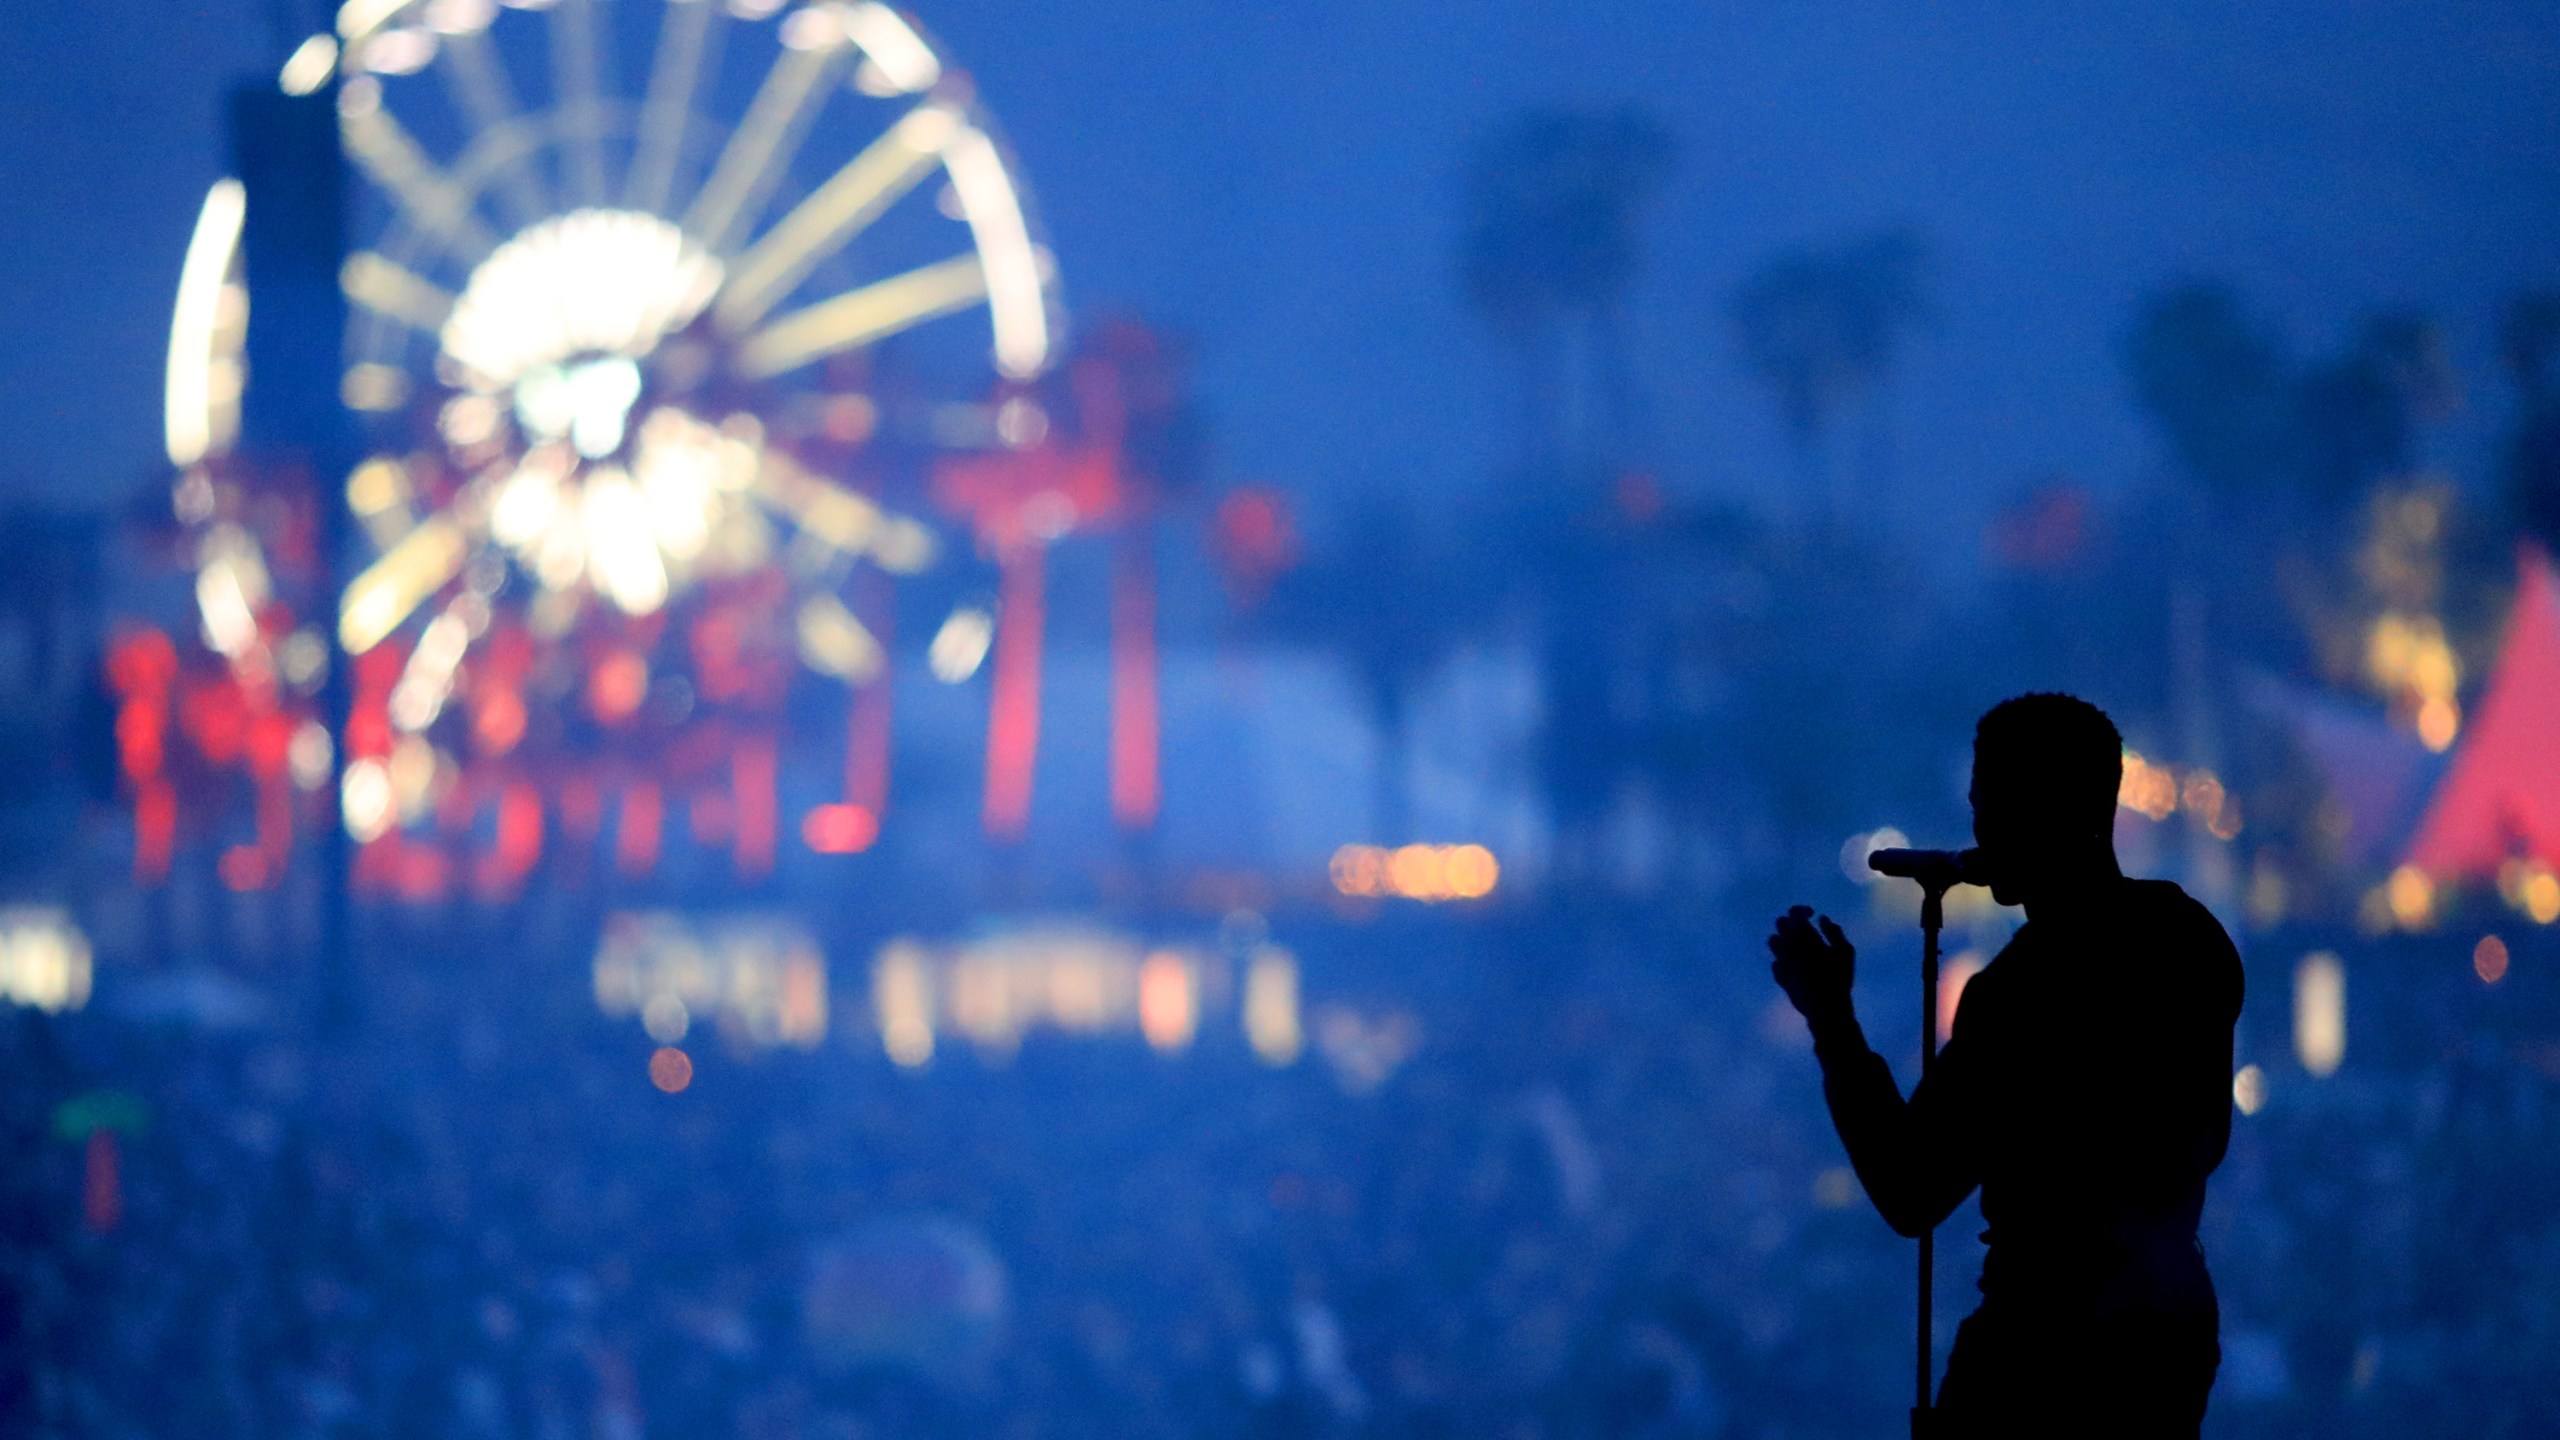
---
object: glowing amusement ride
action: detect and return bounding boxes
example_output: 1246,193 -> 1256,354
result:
128,0 -> 1168,904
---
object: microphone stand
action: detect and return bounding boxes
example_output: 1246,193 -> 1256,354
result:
1908,875 -> 1953,1440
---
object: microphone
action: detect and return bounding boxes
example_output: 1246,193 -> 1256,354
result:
1868,847 -> 1988,889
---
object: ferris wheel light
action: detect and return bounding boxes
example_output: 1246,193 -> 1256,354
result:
279,34 -> 342,96
342,757 -> 395,842
779,4 -> 849,51
735,252 -> 989,377
422,0 -> 497,35
843,3 -> 941,93
342,251 -> 454,334
390,605 -> 475,731
928,606 -> 993,683
166,178 -> 246,467
194,524 -> 272,662
796,594 -> 885,681
715,102 -> 960,331
360,26 -> 440,75
940,127 -> 1051,378
440,210 -> 723,389
337,0 -> 409,41
583,469 -> 672,616
489,449 -> 566,549
633,410 -> 733,562
341,515 -> 470,653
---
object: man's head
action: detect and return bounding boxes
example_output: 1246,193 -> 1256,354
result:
1969,693 -> 2123,905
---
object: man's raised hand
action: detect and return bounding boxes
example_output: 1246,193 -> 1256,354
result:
1768,905 -> 1856,1030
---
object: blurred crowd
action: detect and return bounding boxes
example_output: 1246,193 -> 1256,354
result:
4,912 -> 2558,1439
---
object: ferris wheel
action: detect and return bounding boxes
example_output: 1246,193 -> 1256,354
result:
147,0 -> 1068,894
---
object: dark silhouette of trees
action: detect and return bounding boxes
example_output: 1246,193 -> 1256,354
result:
2500,291 -> 2560,554
2290,311 -> 2459,511
2124,284 -> 2456,518
1726,228 -> 1930,517
1460,108 -> 1675,471
2123,283 -> 2290,501
1268,498 -> 1470,847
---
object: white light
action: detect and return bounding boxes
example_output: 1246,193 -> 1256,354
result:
0,909 -> 93,1014
2233,1063 -> 2267,1116
939,127 -> 1051,378
490,447 -> 568,549
874,941 -> 936,1066
1245,945 -> 1303,1066
2294,951 -> 2345,1078
440,209 -> 722,391
532,488 -> 588,590
388,736 -> 439,821
279,629 -> 330,690
279,34 -> 342,95
567,356 -> 643,458
288,721 -> 334,791
166,179 -> 246,466
632,409 -> 726,563
778,3 -> 847,50
796,594 -> 884,681
843,2 -> 941,92
361,26 -> 439,74
343,757 -> 395,842
336,0 -> 408,40
583,468 -> 671,615
422,0 -> 497,34
928,606 -> 993,682
195,525 -> 270,660
389,609 -> 472,731
439,392 -> 502,448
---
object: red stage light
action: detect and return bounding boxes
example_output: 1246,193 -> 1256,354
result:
802,803 -> 880,854
217,845 -> 269,892
589,651 -> 649,725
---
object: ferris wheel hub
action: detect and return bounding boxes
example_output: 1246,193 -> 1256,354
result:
441,209 -> 722,393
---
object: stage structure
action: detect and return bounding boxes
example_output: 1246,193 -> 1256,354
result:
122,0 -> 1191,913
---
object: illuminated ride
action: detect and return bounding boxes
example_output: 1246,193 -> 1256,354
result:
133,0 -> 1120,901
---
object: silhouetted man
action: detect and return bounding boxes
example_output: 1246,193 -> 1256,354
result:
1768,693 -> 2242,1437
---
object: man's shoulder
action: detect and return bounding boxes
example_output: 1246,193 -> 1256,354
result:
2124,878 -> 2245,1007
2126,878 -> 2234,942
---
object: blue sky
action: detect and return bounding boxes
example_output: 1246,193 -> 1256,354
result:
5,0 -> 2557,552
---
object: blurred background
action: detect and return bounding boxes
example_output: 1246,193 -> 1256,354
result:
3,2 -> 2559,1435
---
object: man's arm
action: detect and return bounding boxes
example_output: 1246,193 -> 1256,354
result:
1771,908 -> 1982,1238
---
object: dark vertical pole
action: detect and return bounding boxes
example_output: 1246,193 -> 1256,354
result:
1913,885 -> 1944,1439
231,79 -> 356,1032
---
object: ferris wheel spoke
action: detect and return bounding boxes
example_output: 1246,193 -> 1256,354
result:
341,251 -> 456,335
715,104 -> 959,332
681,39 -> 849,256
343,91 -> 501,267
340,512 -> 473,655
548,0 -> 613,209
735,253 -> 989,378
626,0 -> 724,216
751,454 -> 888,557
435,27 -> 551,228
940,126 -> 1054,379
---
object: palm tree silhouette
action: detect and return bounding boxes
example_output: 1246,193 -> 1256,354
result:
1728,228 -> 1930,521
1460,108 -> 1674,473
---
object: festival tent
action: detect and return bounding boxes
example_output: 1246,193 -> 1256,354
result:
2402,546 -> 2560,878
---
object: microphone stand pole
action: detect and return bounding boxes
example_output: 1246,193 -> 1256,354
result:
1911,877 -> 1950,1440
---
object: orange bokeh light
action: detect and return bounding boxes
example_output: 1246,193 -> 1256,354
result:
589,651 -> 649,725
649,1046 -> 694,1093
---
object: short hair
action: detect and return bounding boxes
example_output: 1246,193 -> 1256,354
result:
1973,693 -> 2123,836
